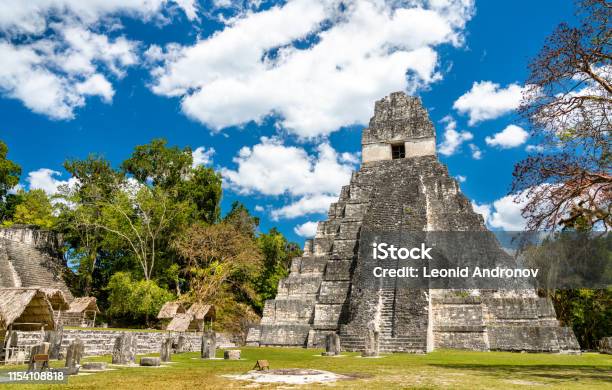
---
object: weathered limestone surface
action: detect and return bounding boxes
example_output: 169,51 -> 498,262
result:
247,92 -> 580,353
599,337 -> 612,354
16,329 -> 235,357
0,227 -> 73,300
362,329 -> 379,357
322,333 -> 341,356
201,331 -> 216,359
111,333 -> 137,365
65,338 -> 84,370
160,338 -> 172,362
82,362 -> 107,370
140,357 -> 161,366
45,330 -> 63,360
224,350 -> 241,360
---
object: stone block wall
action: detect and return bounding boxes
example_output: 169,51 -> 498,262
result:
15,329 -> 235,357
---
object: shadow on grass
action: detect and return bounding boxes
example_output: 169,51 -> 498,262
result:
430,364 -> 612,384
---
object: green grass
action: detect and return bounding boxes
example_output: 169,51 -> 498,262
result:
0,347 -> 610,389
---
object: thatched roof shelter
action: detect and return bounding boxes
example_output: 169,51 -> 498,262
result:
157,301 -> 186,320
66,297 -> 100,314
0,288 -> 55,331
166,313 -> 194,332
38,288 -> 70,311
186,303 -> 215,321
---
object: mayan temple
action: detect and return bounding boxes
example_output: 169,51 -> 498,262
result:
247,92 -> 579,353
0,227 -> 73,300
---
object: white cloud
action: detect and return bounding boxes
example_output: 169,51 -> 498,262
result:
438,115 -> 473,156
0,1 -> 197,35
26,168 -> 78,195
0,1 -> 194,119
471,201 -> 491,224
192,146 -> 215,167
453,81 -> 524,125
254,205 -> 264,212
472,194 -> 527,231
294,221 -> 318,238
222,137 -> 356,219
455,175 -> 466,183
468,143 -> 482,159
149,0 -> 475,138
222,137 -> 355,196
271,194 -> 337,220
485,124 -> 529,149
525,144 -> 544,153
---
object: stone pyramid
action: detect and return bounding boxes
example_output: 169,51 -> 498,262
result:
247,92 -> 579,353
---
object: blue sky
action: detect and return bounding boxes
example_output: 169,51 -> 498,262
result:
0,0 -> 577,243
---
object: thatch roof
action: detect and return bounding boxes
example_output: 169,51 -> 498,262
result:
166,313 -> 193,332
38,288 -> 70,311
0,288 -> 55,331
157,301 -> 186,319
66,297 -> 100,314
187,303 -> 215,320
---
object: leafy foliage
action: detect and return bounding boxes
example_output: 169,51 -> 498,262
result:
106,272 -> 174,325
173,222 -> 263,304
9,189 -> 56,228
0,141 -> 21,200
256,228 -> 302,310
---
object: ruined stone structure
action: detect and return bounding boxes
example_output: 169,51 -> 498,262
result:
247,92 -> 579,353
0,227 -> 73,300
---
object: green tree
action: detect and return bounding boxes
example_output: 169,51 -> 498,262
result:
122,139 -> 222,225
121,138 -> 192,189
57,155 -> 124,295
256,228 -> 302,309
0,141 -> 22,222
92,186 -> 192,280
0,193 -> 24,223
179,165 -> 222,224
10,189 -> 56,228
106,272 -> 173,326
0,141 -> 21,200
224,201 -> 260,238
173,222 -> 262,304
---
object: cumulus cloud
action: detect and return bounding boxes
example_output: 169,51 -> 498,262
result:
254,205 -> 264,212
455,175 -> 466,183
192,146 -> 215,167
222,137 -> 355,196
294,221 -> 318,238
149,0 -> 475,137
0,1 -> 194,119
453,81 -> 525,125
27,168 -> 78,195
472,194 -> 527,231
485,124 -> 529,149
438,115 -> 473,156
271,194 -> 337,220
222,137 -> 356,219
0,0 -> 197,35
468,143 -> 482,159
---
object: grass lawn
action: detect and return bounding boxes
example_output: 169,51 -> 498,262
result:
0,347 -> 610,389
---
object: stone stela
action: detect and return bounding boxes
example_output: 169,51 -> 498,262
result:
246,92 -> 580,354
